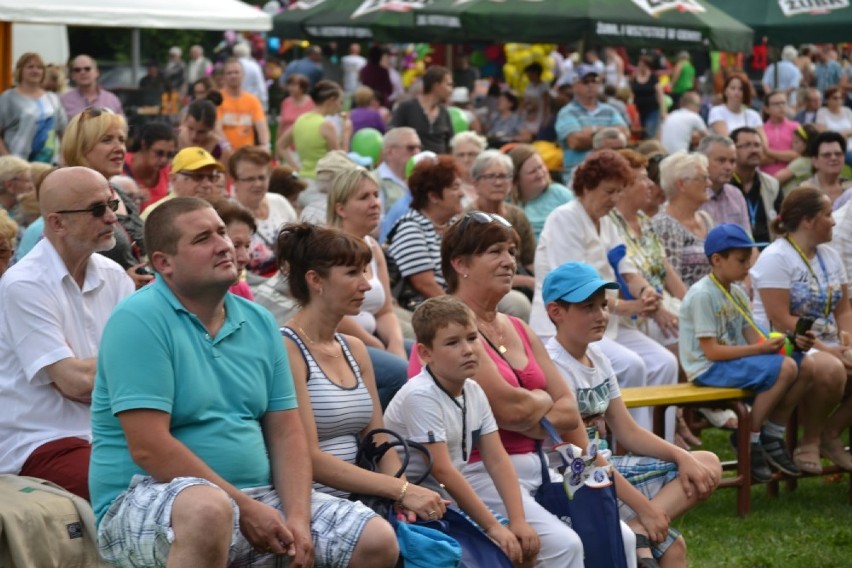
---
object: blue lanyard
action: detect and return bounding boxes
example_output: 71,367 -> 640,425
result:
746,195 -> 759,228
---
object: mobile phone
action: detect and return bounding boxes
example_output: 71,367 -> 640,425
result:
794,317 -> 815,336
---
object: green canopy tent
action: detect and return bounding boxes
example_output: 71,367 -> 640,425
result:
275,0 -> 753,51
707,0 -> 852,45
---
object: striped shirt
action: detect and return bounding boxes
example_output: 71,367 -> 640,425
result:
282,327 -> 374,498
555,100 -> 627,175
386,209 -> 446,289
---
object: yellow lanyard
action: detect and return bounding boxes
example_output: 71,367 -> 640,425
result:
709,273 -> 767,340
786,236 -> 833,317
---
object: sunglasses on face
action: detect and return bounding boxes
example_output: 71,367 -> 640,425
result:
477,173 -> 512,182
56,198 -> 120,218
179,170 -> 223,183
73,66 -> 92,73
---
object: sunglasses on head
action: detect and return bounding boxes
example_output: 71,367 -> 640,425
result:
56,198 -> 120,218
457,211 -> 512,231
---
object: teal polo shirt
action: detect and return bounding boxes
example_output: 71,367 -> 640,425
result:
89,278 -> 296,524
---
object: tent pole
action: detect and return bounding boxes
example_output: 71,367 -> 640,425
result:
0,22 -> 11,91
131,28 -> 140,85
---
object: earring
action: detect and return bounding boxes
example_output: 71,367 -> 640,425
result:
319,287 -> 324,296
463,273 -> 469,279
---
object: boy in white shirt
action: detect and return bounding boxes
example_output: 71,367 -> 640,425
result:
384,296 -> 540,567
543,262 -> 721,568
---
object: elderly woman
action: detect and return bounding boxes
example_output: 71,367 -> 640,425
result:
385,155 -> 464,310
276,223 -> 445,568
751,187 -> 852,473
530,149 -> 679,436
0,52 -> 67,163
509,144 -> 574,241
61,107 -> 151,289
468,150 -> 536,308
816,86 -> 852,155
707,74 -> 763,138
451,131 -> 487,205
328,167 -> 409,408
229,145 -> 297,279
124,122 -> 177,211
651,152 -> 714,288
436,215 -> 637,567
802,131 -> 852,208
487,90 -> 524,146
0,155 -> 34,218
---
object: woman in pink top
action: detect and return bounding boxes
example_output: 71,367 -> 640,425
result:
762,90 -> 801,177
278,74 -> 315,136
408,213 -> 638,567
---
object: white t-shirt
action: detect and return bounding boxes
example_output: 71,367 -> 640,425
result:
660,108 -> 707,153
708,105 -> 763,132
383,368 -> 498,495
530,199 -> 636,341
830,201 -> 852,284
750,238 -> 848,344
816,107 -> 852,147
340,53 -> 367,94
257,192 -> 298,244
546,339 -> 620,418
0,239 -> 134,473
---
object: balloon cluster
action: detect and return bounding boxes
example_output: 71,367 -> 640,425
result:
401,44 -> 433,89
502,44 -> 556,93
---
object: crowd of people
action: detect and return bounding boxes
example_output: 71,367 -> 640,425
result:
2,39 -> 852,568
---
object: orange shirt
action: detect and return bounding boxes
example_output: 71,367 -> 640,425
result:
218,91 -> 265,150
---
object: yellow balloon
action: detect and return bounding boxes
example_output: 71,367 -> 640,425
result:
541,70 -> 554,84
659,75 -> 671,87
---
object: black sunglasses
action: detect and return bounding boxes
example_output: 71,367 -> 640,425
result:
56,198 -> 120,218
457,211 -> 512,231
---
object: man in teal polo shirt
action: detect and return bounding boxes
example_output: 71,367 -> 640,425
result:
555,64 -> 629,185
89,197 -> 397,567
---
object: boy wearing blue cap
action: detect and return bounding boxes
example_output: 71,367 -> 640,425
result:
680,223 -> 816,483
543,261 -> 721,568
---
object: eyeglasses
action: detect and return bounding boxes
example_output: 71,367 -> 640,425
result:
179,170 -> 223,183
818,151 -> 844,159
735,142 -> 762,150
685,175 -> 711,183
56,198 -> 120,218
456,211 -> 513,231
477,173 -> 512,182
72,66 -> 92,73
235,174 -> 268,184
152,149 -> 176,159
581,77 -> 600,85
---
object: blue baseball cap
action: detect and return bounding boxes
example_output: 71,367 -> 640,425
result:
704,223 -> 768,257
543,262 -> 620,304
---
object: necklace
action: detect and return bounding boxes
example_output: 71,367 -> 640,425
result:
295,323 -> 341,359
477,315 -> 507,354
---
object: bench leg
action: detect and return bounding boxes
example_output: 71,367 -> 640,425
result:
730,401 -> 752,517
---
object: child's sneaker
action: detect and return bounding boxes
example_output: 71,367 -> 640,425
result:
749,442 -> 773,483
760,432 -> 802,477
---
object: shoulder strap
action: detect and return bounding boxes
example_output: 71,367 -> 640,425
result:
281,326 -> 318,382
480,327 -> 527,389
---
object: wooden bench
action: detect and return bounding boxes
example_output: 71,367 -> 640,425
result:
621,383 -> 754,516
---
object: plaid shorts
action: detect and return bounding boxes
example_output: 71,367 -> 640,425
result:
97,475 -> 376,567
611,455 -> 681,559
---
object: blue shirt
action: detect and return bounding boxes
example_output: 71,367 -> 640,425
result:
522,182 -> 574,242
89,278 -> 297,524
555,100 -> 626,179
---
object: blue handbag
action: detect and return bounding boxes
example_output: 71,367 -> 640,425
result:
533,418 -> 628,568
353,428 -> 513,568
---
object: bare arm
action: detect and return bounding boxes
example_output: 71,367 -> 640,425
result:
319,121 -> 341,152
44,357 -> 96,402
663,259 -> 688,300
409,271 -> 446,298
698,335 -> 782,361
255,118 -> 270,147
371,244 -> 406,358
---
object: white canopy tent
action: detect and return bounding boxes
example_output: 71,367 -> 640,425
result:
0,0 -> 272,89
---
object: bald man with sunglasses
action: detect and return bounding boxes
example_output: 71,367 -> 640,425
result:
0,167 -> 134,499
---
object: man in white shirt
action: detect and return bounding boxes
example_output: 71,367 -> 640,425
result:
340,43 -> 367,96
0,167 -> 134,499
660,91 -> 707,153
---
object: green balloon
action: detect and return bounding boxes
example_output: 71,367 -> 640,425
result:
350,128 -> 383,166
405,156 -> 416,179
448,106 -> 469,134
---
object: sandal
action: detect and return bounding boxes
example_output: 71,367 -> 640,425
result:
793,444 -> 823,475
820,438 -> 852,472
676,411 -> 702,447
635,534 -> 661,568
698,408 -> 738,430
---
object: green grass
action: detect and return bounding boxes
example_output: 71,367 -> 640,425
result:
672,429 -> 852,567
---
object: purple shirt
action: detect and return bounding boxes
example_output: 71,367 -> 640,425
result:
349,108 -> 386,136
700,183 -> 752,236
60,88 -> 124,119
